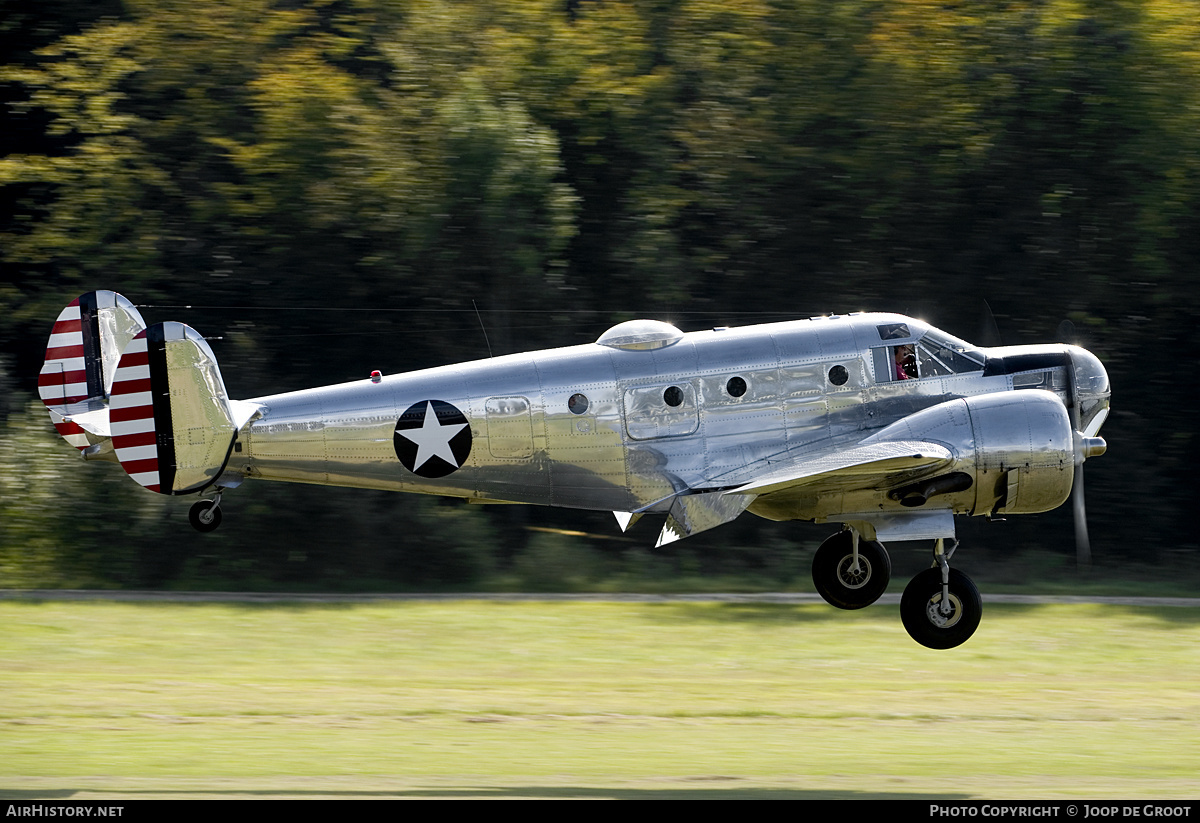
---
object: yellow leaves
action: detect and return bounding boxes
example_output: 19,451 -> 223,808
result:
0,154 -> 58,186
4,23 -> 145,140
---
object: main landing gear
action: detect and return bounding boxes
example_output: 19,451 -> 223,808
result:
189,494 -> 222,533
900,538 -> 982,650
812,530 -> 982,649
812,529 -> 891,610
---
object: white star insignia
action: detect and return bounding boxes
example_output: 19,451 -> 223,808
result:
396,401 -> 468,471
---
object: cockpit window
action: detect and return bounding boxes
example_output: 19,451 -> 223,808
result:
923,329 -> 982,357
874,331 -> 984,382
918,331 -> 985,376
876,323 -> 910,341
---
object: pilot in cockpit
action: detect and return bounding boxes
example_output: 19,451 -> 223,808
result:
895,344 -> 918,380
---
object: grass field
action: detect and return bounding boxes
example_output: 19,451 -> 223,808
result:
2,598 -> 1198,799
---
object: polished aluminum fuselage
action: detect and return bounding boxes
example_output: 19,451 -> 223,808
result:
233,313 -> 1107,525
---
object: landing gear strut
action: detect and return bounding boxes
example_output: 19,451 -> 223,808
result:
188,495 -> 222,533
900,538 -> 981,649
812,528 -> 891,610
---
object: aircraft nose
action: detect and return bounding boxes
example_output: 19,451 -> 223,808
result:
1067,346 -> 1110,437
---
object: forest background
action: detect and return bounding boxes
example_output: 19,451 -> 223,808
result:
0,0 -> 1196,592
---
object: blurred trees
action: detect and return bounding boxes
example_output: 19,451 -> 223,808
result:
2,0 -> 1198,588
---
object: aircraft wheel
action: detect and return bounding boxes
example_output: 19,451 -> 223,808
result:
900,567 -> 982,649
188,500 -> 222,533
812,531 -> 891,610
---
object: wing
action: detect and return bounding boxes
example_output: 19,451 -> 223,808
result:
718,438 -> 960,542
722,439 -> 954,497
640,439 -> 954,547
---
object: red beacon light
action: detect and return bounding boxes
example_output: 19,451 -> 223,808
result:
370,370 -> 382,384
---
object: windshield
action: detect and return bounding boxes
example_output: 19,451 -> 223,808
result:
917,331 -> 985,376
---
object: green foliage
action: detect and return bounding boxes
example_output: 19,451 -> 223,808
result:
512,531 -> 608,591
0,400 -> 178,587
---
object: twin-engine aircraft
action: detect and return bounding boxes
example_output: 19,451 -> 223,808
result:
39,291 -> 1109,648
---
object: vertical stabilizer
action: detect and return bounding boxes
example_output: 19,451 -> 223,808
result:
109,322 -> 242,495
38,291 -> 146,450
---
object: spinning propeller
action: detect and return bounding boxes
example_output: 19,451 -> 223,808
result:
981,301 -> 1108,567
1059,319 -> 1109,568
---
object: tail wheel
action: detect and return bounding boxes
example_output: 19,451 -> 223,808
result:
900,567 -> 982,649
812,531 -> 891,610
189,500 -> 222,533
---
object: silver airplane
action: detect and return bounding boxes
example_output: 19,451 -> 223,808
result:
39,290 -> 1110,648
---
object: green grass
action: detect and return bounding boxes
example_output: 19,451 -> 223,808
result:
2,600 -> 1199,799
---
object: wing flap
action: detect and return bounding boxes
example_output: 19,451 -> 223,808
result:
655,492 -> 755,547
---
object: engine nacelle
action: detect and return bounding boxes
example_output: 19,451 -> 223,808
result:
967,390 -> 1075,514
863,390 -> 1075,516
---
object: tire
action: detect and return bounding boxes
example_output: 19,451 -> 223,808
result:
812,531 -> 891,610
188,500 -> 222,533
900,567 -> 982,649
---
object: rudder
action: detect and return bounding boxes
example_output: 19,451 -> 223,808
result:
38,291 -> 146,450
109,322 -> 249,495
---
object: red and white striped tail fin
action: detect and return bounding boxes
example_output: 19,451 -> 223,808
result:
108,329 -> 161,491
108,322 -> 247,495
38,291 -> 146,451
40,296 -> 259,495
